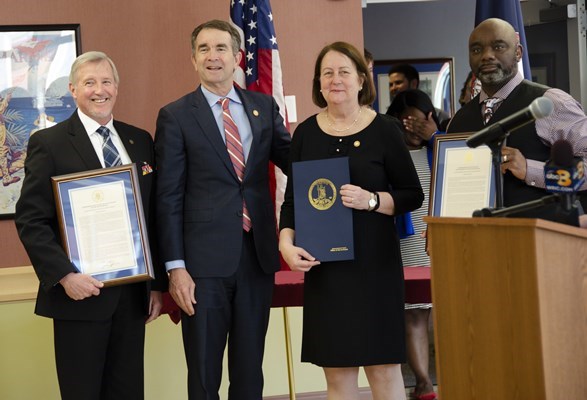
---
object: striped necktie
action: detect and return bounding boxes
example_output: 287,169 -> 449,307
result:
96,126 -> 122,168
483,97 -> 503,125
219,97 -> 251,232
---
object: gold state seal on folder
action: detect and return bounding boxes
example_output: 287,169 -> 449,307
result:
308,178 -> 337,211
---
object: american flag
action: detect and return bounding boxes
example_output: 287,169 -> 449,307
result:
230,0 -> 287,119
230,0 -> 290,270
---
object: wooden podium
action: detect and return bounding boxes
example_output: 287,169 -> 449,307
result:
425,217 -> 587,400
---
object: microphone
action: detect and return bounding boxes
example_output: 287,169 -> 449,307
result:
472,140 -> 585,225
466,97 -> 554,148
544,139 -> 585,214
472,195 -> 559,218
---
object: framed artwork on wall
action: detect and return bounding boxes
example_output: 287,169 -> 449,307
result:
0,24 -> 81,219
373,57 -> 455,117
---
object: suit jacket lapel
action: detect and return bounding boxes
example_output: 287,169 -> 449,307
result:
191,87 -> 239,180
67,111 -> 102,170
114,121 -> 139,163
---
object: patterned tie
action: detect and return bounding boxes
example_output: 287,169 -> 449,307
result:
96,126 -> 122,167
219,98 -> 251,231
483,97 -> 503,125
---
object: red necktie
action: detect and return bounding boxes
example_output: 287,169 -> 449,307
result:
219,97 -> 251,232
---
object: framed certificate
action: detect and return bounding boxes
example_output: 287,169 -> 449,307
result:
52,164 -> 154,286
429,133 -> 496,217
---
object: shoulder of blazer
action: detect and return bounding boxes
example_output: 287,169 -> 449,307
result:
235,85 -> 272,108
30,111 -> 82,144
160,89 -> 203,114
113,119 -> 151,139
113,120 -> 154,164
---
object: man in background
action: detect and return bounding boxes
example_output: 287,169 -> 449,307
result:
364,48 -> 374,79
388,63 -> 420,102
386,63 -> 450,141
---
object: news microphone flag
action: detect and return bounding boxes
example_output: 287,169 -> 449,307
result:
475,0 -> 531,79
544,161 -> 585,193
230,0 -> 290,270
544,140 -> 586,194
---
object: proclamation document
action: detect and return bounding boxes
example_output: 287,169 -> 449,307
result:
69,181 -> 137,274
52,164 -> 154,286
440,146 -> 493,217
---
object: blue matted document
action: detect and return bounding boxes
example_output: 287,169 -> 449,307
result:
292,156 -> 354,262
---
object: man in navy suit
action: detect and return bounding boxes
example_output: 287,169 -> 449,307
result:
15,51 -> 164,400
155,19 -> 290,399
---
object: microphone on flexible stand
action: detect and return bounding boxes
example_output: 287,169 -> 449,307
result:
472,195 -> 559,218
466,97 -> 554,148
467,97 -> 554,209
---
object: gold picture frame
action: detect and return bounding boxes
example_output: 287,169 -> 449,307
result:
52,163 -> 154,287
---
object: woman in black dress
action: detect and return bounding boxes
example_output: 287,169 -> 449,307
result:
279,42 -> 423,399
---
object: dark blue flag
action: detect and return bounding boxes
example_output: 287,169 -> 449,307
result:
475,0 -> 531,78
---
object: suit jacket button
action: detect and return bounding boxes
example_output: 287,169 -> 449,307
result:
237,210 -> 243,217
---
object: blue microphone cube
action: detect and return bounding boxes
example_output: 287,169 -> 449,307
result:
544,160 -> 585,193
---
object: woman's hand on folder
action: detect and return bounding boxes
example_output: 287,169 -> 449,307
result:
279,228 -> 321,272
340,184 -> 370,210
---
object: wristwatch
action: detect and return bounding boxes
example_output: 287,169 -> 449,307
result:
367,192 -> 380,211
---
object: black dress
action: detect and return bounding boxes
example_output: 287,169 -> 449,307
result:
279,114 -> 423,367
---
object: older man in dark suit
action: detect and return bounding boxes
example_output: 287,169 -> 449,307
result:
15,51 -> 164,400
154,19 -> 290,400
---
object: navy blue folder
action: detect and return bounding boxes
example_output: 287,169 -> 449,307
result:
292,157 -> 354,262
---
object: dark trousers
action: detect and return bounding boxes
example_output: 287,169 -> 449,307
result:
181,231 -> 274,400
53,284 -> 145,400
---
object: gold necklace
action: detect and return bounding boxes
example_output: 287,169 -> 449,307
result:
325,107 -> 363,133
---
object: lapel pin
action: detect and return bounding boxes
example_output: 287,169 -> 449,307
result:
253,110 -> 259,117
129,139 -> 135,145
354,140 -> 360,148
141,162 -> 153,175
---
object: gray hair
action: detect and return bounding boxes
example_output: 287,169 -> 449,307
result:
69,51 -> 120,85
